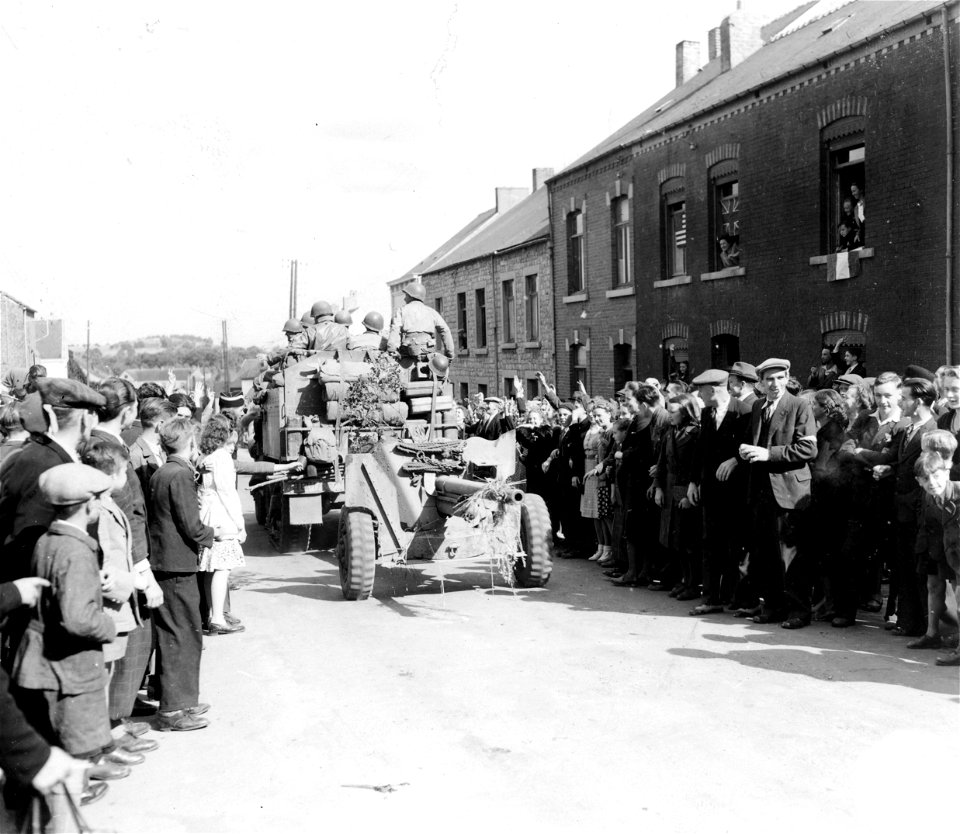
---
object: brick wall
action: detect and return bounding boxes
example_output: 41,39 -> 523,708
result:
550,15 -> 959,396
420,240 -> 556,400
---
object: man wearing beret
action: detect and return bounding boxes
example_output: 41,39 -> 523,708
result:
688,369 -> 753,615
738,359 -> 817,628
0,379 -> 104,590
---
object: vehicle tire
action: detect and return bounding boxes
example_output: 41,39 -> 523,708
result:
338,510 -> 377,600
514,493 -> 554,588
268,491 -> 309,554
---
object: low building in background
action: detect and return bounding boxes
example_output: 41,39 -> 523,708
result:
419,170 -> 557,400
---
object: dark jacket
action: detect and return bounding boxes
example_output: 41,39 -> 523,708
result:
13,521 -> 116,695
517,425 -> 558,493
91,429 -> 148,564
554,419 -> 589,483
695,398 -> 752,493
0,583 -> 50,785
128,434 -> 164,509
148,455 -> 214,573
811,418 -> 848,502
467,413 -> 517,441
744,393 -> 817,510
915,481 -> 960,570
936,410 -> 960,480
656,423 -> 701,490
858,417 -> 937,498
620,415 -> 654,494
0,434 -> 74,583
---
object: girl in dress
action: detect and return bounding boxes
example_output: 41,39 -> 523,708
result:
198,417 -> 246,635
583,399 -> 617,565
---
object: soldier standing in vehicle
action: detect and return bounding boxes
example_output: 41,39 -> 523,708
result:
266,319 -> 307,366
307,301 -> 344,351
387,284 -> 454,359
346,312 -> 387,353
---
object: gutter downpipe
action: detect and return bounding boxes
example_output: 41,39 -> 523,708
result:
944,3 -> 956,363
491,252 -> 499,396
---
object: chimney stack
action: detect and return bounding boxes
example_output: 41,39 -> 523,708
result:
532,168 -> 555,191
720,7 -> 764,72
707,27 -> 722,61
495,187 -> 529,214
675,40 -> 701,87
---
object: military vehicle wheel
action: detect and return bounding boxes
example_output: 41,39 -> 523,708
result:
338,510 -> 376,600
268,492 -> 309,554
514,494 -> 553,587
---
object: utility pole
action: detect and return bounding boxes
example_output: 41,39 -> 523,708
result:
221,319 -> 229,394
85,320 -> 90,382
289,259 -> 298,319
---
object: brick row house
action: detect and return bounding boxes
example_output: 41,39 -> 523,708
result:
393,173 -> 557,399
548,0 -> 959,396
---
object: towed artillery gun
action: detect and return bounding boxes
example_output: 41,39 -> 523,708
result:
254,347 -> 554,598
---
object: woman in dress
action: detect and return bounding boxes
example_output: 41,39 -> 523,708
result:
583,399 -> 617,566
198,416 -> 247,635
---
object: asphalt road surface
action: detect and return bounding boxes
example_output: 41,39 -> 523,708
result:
88,480 -> 959,834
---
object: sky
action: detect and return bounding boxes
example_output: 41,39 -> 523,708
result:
0,0 -> 805,350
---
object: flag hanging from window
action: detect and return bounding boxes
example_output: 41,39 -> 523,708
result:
827,250 -> 861,282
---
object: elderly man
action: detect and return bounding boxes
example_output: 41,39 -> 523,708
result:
387,284 -> 454,360
688,369 -> 753,615
727,361 -> 759,408
467,386 -> 523,440
0,379 -> 105,586
739,358 -> 817,628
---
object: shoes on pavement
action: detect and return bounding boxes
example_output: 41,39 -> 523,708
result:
752,612 -> 785,624
224,612 -> 243,627
87,760 -> 131,781
603,570 -> 624,578
611,576 -> 641,587
906,634 -> 943,649
157,710 -> 209,732
781,616 -> 811,630
893,626 -> 925,638
80,782 -> 109,806
186,703 -> 210,716
676,588 -> 701,601
690,604 -> 725,616
734,606 -> 761,619
104,747 -> 145,766
831,617 -> 855,628
668,583 -> 685,598
942,632 -> 959,648
116,733 -> 158,753
204,621 -> 245,635
131,698 -> 158,717
935,649 -> 960,666
122,720 -> 151,737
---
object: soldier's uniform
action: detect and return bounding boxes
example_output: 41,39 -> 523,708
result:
307,318 -> 346,351
387,300 -> 455,359
346,331 -> 387,352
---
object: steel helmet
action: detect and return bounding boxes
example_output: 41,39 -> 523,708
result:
428,353 -> 450,378
403,283 -> 426,302
300,311 -> 314,325
310,300 -> 334,318
362,311 -> 384,332
282,318 -> 303,334
334,310 -> 352,325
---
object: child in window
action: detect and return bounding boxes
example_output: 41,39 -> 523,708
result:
198,416 -> 247,636
835,219 -> 858,252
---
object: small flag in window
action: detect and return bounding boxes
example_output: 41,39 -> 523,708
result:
827,250 -> 861,282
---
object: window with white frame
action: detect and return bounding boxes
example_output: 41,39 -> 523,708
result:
524,274 -> 539,341
502,279 -> 516,343
613,196 -> 633,286
567,210 -> 585,293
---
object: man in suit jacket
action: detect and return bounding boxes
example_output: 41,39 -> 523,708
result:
545,398 -> 590,555
853,373 -> 938,636
728,362 -> 759,409
0,380 -> 105,586
739,358 -> 817,626
466,395 -> 521,440
689,369 -> 752,614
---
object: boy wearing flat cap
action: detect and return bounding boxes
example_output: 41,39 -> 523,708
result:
11,463 -> 133,785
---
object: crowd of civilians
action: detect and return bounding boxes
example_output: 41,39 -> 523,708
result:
460,340 -> 959,670
0,365 -> 296,823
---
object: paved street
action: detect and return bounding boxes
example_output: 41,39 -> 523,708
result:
89,481 -> 958,834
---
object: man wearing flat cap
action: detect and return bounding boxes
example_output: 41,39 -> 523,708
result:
688,369 -> 753,615
0,379 -> 104,588
727,362 -> 758,408
738,358 -> 817,628
466,382 -> 523,441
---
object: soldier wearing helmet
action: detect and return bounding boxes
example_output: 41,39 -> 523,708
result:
346,311 -> 387,353
266,319 -> 308,365
387,283 -> 454,360
306,300 -> 345,351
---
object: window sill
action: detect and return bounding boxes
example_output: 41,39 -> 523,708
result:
653,275 -> 692,288
701,266 -> 746,281
473,347 -> 488,356
605,286 -> 635,298
457,348 -> 470,357
562,292 -> 588,304
808,247 -> 874,266
500,342 -> 517,351
522,341 -> 541,349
